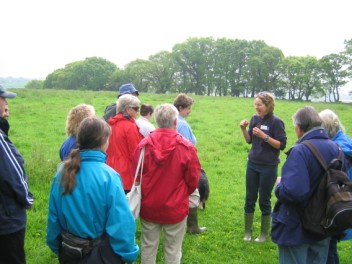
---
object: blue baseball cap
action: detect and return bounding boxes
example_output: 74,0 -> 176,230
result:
0,85 -> 16,99
118,83 -> 139,98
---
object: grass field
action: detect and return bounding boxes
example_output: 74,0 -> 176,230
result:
6,89 -> 352,263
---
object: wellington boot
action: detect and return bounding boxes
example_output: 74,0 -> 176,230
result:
254,215 -> 271,243
243,213 -> 254,242
187,207 -> 207,234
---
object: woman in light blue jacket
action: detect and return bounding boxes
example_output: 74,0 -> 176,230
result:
320,109 -> 352,264
47,116 -> 139,264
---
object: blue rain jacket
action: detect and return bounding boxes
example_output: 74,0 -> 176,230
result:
46,150 -> 139,263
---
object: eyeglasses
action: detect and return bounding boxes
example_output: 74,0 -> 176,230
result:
129,106 -> 140,112
258,92 -> 268,97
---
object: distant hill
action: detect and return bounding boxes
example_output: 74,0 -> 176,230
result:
0,77 -> 30,88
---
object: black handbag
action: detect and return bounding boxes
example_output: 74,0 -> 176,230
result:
60,231 -> 100,260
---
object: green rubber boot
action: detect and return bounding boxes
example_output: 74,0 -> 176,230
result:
243,213 -> 254,242
254,215 -> 271,243
187,207 -> 207,234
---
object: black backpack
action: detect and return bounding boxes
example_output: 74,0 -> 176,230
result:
301,141 -> 352,239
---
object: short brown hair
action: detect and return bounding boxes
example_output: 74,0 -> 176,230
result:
140,104 -> 154,116
173,93 -> 194,112
256,92 -> 275,114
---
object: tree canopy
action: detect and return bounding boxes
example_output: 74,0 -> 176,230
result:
41,37 -> 352,102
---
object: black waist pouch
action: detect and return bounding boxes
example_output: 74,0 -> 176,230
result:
61,231 -> 100,260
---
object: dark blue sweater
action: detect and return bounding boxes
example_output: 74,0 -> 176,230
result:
247,113 -> 287,165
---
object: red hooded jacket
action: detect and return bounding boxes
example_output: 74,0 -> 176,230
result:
107,114 -> 143,191
132,128 -> 201,224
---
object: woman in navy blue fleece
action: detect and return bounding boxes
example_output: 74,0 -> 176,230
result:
240,91 -> 287,243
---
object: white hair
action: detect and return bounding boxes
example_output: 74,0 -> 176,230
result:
117,94 -> 140,114
154,104 -> 178,128
319,109 -> 345,138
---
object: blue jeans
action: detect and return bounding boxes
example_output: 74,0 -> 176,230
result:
278,238 -> 330,264
244,160 -> 277,215
326,238 -> 339,264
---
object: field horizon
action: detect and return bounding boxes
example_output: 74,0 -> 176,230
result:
5,89 -> 352,263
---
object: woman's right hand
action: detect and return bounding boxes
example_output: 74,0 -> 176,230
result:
240,120 -> 249,129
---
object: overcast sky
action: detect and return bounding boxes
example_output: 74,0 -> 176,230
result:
1,0 -> 351,84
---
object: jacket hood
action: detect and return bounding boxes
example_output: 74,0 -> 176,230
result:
333,130 -> 352,158
285,127 -> 329,156
108,113 -> 134,126
142,128 -> 188,166
297,127 -> 328,144
80,149 -> 107,163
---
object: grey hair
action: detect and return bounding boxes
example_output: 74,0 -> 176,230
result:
117,94 -> 140,114
155,104 -> 178,128
319,109 -> 345,138
292,106 -> 322,133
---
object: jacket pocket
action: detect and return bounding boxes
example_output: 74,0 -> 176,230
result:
272,202 -> 300,226
0,193 -> 10,216
271,203 -> 301,244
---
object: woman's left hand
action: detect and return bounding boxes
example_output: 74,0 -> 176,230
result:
252,127 -> 265,139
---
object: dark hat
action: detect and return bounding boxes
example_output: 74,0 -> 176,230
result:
118,83 -> 139,98
0,85 -> 16,99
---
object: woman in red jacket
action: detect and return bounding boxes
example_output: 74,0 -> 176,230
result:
106,94 -> 143,193
133,103 -> 201,264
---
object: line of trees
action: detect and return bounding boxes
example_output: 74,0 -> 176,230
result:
26,37 -> 352,102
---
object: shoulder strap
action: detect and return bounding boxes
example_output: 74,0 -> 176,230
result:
337,146 -> 343,162
302,141 -> 328,171
133,147 -> 145,184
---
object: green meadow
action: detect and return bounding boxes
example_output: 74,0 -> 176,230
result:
7,89 -> 352,263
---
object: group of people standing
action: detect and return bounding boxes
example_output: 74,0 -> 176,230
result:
240,92 -> 352,264
1,82 -> 351,264
46,83 -> 206,264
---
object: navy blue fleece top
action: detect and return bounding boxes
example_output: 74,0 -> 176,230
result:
247,113 -> 287,165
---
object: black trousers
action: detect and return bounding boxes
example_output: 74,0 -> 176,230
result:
0,228 -> 26,264
59,235 -> 125,264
